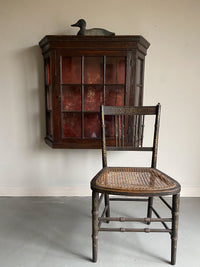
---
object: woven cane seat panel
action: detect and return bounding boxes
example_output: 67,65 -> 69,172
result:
95,167 -> 176,191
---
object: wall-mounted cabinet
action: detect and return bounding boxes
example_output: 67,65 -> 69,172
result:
39,35 -> 150,148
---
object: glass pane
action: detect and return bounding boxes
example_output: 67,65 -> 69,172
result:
47,111 -> 53,136
106,57 -> 125,84
105,115 -> 115,137
84,57 -> 103,84
105,86 -> 124,106
135,86 -> 140,106
46,86 -> 52,110
84,85 -> 103,111
45,58 -> 50,85
62,113 -> 81,138
62,85 -> 81,111
84,113 -> 101,138
62,57 -> 81,84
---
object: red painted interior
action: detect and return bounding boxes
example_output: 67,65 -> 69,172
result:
84,86 -> 103,111
62,86 -> 81,111
84,113 -> 101,138
105,86 -> 124,106
106,57 -> 125,84
62,57 -> 81,84
63,113 -> 81,138
84,57 -> 103,84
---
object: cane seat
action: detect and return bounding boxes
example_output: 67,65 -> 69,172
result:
91,167 -> 180,196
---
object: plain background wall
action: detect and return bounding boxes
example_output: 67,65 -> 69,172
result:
0,0 -> 200,196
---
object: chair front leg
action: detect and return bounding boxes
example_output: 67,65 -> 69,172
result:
92,191 -> 99,262
147,197 -> 153,224
104,194 -> 110,223
171,193 -> 180,265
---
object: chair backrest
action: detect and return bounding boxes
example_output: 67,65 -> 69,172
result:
100,104 -> 161,168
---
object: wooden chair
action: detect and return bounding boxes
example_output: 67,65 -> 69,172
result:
90,104 -> 181,265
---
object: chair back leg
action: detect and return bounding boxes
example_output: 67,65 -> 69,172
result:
171,193 -> 180,265
104,194 -> 110,223
147,197 -> 154,224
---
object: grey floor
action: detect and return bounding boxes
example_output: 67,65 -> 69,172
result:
0,197 -> 199,267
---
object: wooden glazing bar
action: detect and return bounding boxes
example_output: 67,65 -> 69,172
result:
98,217 -> 172,222
122,115 -> 125,147
103,56 -> 106,104
110,197 -> 148,201
138,115 -> 142,147
106,146 -> 153,151
99,227 -> 171,233
115,115 -> 118,147
134,115 -> 138,147
131,115 -> 134,147
159,196 -> 172,210
118,115 -> 121,147
151,206 -> 170,230
103,106 -> 157,115
137,115 -> 140,147
140,115 -> 145,146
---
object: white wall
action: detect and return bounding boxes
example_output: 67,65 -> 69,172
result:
0,0 -> 199,196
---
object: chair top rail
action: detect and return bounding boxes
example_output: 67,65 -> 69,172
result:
103,105 -> 158,116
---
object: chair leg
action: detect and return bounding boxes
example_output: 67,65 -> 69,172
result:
147,197 -> 153,224
171,193 -> 180,265
104,194 -> 110,223
92,191 -> 99,262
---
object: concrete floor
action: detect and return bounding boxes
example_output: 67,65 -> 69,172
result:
0,197 -> 199,267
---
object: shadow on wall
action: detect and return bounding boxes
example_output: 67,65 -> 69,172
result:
16,45 -> 46,152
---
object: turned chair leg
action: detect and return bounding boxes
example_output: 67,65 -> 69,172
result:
171,193 -> 180,265
104,194 -> 110,223
92,191 -> 99,262
147,197 -> 153,224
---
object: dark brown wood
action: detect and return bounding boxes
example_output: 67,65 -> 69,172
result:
39,35 -> 150,149
39,35 -> 150,54
147,197 -> 153,225
104,194 -> 110,222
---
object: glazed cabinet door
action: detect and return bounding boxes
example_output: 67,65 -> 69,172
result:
58,52 -> 128,148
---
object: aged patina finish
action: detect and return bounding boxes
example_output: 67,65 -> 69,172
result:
71,19 -> 115,36
90,104 -> 181,264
